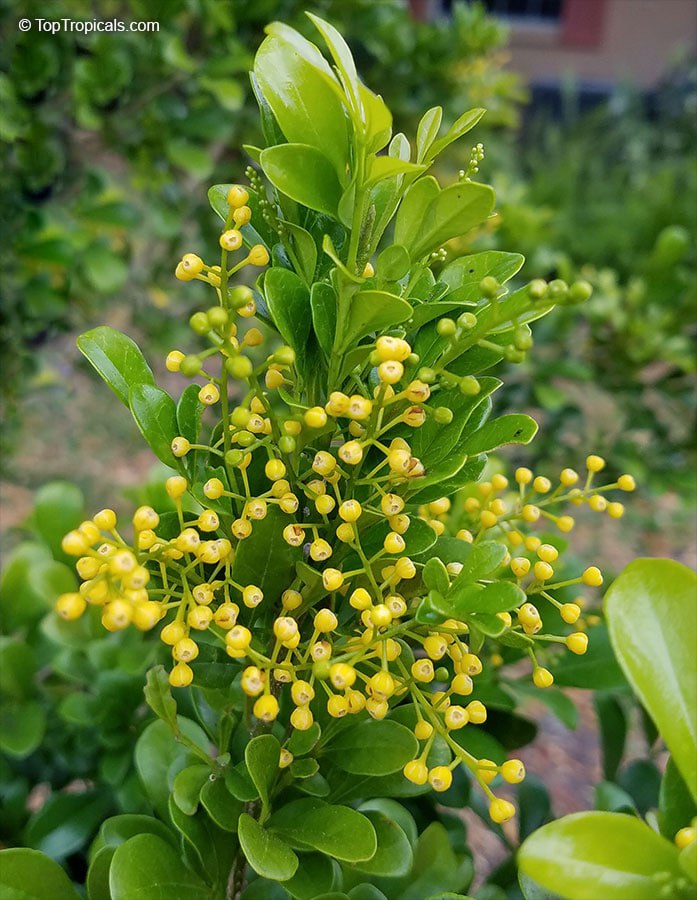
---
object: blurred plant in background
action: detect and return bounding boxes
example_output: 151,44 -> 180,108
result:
487,63 -> 697,496
0,0 -> 523,454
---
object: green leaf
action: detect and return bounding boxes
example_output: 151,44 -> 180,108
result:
428,108 -> 486,159
0,848 -> 81,900
408,182 -> 495,260
460,414 -> 538,456
605,559 -> 697,800
284,852 -> 337,900
518,811 -> 683,900
399,822 -> 471,900
323,720 -> 418,776
505,680 -> 578,730
288,722 -> 321,757
254,33 -> 349,175
246,734 -> 281,813
680,840 -> 697,882
377,245 -> 410,282
82,245 -> 128,294
238,813 -> 298,882
416,106 -> 443,162
290,758 -> 319,779
134,717 -> 209,821
233,506 -> 301,606
25,790 -> 111,860
269,799 -> 377,862
449,581 -> 525,616
423,558 -> 449,595
348,811 -> 413,877
32,482 -> 84,562
261,144 -> 343,216
307,13 -> 361,114
0,639 -> 36,700
200,777 -> 243,832
172,765 -> 210,816
263,267 -> 311,365
144,665 -> 178,732
281,220 -> 317,283
550,623 -> 627,689
100,814 -> 177,850
86,846 -> 114,900
594,692 -> 628,781
109,833 -> 210,900
129,384 -> 179,468
0,543 -> 53,629
394,177 -> 440,251
659,756 -> 697,840
0,700 -> 45,757
594,782 -> 637,815
338,289 -> 412,352
450,541 -> 507,584
77,326 -> 154,406
176,384 -> 203,445
311,282 -> 338,355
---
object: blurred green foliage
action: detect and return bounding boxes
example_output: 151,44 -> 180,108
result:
0,0 -> 522,445
487,67 -> 697,492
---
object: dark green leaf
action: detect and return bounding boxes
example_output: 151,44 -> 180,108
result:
0,848 -> 81,900
200,777 -> 243,832
77,326 -> 154,406
348,811 -> 413,877
659,756 -> 697,840
269,799 -> 377,862
129,384 -> 179,467
550,624 -> 627,690
423,558 -> 450,595
284,851 -> 337,900
246,734 -> 281,813
109,833 -> 210,899
310,282 -> 338,356
594,692 -> 628,781
323,720 -> 418,776
25,790 -> 111,860
0,700 -> 45,757
460,415 -> 537,456
176,384 -> 204,445
172,765 -> 210,816
233,506 -> 301,606
264,268 -> 311,365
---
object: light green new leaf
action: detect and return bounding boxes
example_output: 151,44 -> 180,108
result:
338,289 -> 412,351
605,559 -> 697,800
518,811 -> 683,900
428,107 -> 486,159
77,326 -> 154,406
449,581 -> 525,616
109,834 -> 210,900
377,244 -> 410,281
460,414 -> 538,455
254,33 -> 349,175
394,176 -> 440,251
307,13 -> 361,117
261,144 -> 343,217
0,848 -> 81,900
416,106 -> 443,162
323,720 -> 418,776
246,734 -> 281,813
269,799 -> 377,862
408,181 -> 495,260
238,813 -> 298,882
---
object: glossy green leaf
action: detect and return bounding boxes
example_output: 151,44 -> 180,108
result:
264,267 -> 311,364
284,851 -> 337,900
323,719 -> 418,776
254,33 -> 349,175
246,734 -> 281,814
450,581 -> 524,616
518,811 -> 683,900
394,177 -> 440,251
307,13 -> 361,115
408,181 -> 495,259
129,384 -> 179,467
176,384 -> 203,445
233,506 -> 301,605
269,799 -> 377,862
0,848 -> 81,900
348,811 -> 413,877
310,282 -> 338,355
550,624 -> 627,690
460,414 -> 537,455
605,559 -> 697,799
109,833 -> 210,900
172,765 -> 210,816
288,722 -> 321,757
450,541 -> 507,584
86,846 -> 114,900
261,144 -> 343,216
338,289 -> 412,352
144,665 -> 178,732
409,456 -> 487,505
134,717 -> 209,821
416,106 -> 443,162
423,558 -> 450,595
200,777 -> 242,832
238,813 -> 298,882
680,840 -> 697,882
77,326 -> 154,406
100,814 -> 177,850
25,789 -> 111,860
281,220 -> 317,283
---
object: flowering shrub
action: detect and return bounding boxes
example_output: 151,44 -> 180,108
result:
3,14 -> 682,900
